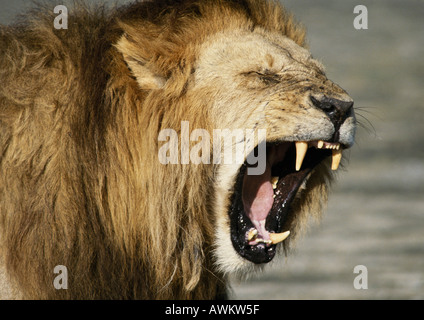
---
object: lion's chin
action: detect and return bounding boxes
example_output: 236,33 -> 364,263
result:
227,140 -> 340,265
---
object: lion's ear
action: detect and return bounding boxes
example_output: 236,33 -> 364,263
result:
115,36 -> 166,90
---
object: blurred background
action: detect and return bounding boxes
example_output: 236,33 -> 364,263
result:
1,0 -> 423,299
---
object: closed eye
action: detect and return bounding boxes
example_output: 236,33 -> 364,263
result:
257,72 -> 281,85
242,70 -> 281,85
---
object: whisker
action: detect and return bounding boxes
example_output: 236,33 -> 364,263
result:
355,112 -> 377,138
354,106 -> 381,120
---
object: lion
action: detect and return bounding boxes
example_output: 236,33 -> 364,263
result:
0,0 -> 356,299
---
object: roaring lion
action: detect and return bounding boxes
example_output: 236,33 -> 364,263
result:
0,0 -> 356,299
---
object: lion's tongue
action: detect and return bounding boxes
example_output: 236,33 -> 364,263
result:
242,163 -> 274,240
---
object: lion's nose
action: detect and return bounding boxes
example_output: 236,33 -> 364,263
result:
310,95 -> 354,126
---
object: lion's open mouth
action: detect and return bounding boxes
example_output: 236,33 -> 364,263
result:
229,140 -> 343,264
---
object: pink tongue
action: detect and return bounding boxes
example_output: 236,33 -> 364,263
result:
242,162 -> 274,223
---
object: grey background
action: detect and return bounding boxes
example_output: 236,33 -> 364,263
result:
1,0 -> 423,299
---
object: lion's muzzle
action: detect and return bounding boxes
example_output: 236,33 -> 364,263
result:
309,94 -> 355,144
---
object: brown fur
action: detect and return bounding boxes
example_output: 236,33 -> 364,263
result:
0,0 -> 347,299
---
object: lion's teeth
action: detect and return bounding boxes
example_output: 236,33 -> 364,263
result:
295,141 -> 308,171
247,229 -> 258,241
256,239 -> 272,245
269,231 -> 291,244
331,149 -> 343,171
271,176 -> 279,190
296,141 -> 342,170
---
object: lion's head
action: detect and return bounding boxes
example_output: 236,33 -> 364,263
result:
195,28 -> 355,274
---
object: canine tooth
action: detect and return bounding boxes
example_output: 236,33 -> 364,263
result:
295,142 -> 308,171
247,229 -> 258,241
317,141 -> 324,149
269,231 -> 291,244
271,176 -> 279,189
331,149 -> 343,171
